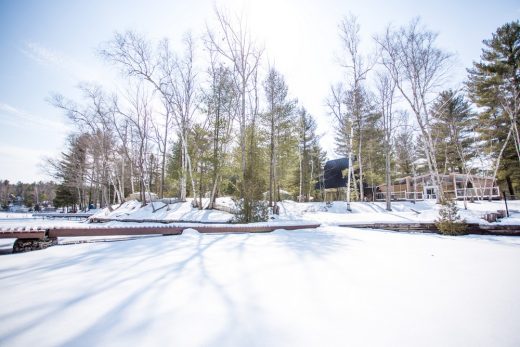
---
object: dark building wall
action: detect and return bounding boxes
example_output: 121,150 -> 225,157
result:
317,158 -> 351,189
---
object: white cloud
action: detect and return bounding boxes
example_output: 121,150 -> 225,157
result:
0,102 -> 69,134
21,42 -> 64,66
20,41 -> 127,98
20,41 -> 103,83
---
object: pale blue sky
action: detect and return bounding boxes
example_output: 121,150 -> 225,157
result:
0,0 -> 518,182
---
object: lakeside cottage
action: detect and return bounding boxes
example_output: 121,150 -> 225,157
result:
375,173 -> 500,201
316,159 -> 500,201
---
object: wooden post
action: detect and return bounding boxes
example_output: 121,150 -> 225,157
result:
453,174 -> 458,200
503,191 -> 510,217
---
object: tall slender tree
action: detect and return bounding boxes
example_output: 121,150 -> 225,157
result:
205,7 -> 263,221
262,67 -> 295,208
338,14 -> 373,207
376,18 -> 452,202
467,20 -> 520,195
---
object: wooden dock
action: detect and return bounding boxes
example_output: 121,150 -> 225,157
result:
1,223 -> 321,253
89,217 -> 229,224
339,223 -> 520,236
32,212 -> 95,219
0,228 -> 47,239
0,223 -> 322,240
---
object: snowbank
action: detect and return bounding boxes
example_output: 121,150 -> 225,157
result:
90,198 -> 235,223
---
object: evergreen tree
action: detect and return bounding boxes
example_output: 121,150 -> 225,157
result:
362,111 -> 385,198
166,139 -> 182,198
295,108 -> 322,201
430,90 -> 475,174
394,127 -> 416,177
202,60 -> 237,208
435,199 -> 467,235
240,124 -> 269,221
48,134 -> 90,210
53,184 -> 77,211
467,21 -> 520,195
191,124 -> 213,209
262,67 -> 296,207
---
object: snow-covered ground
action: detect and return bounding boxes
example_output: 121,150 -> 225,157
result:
275,199 -> 520,225
91,198 -> 234,223
1,199 -> 520,345
0,212 -> 33,219
1,198 -> 519,253
1,226 -> 519,346
89,198 -> 520,226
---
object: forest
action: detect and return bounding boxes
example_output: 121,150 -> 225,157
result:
34,10 -> 518,222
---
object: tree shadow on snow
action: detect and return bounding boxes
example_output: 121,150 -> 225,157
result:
272,228 -> 361,259
0,228 -> 361,346
0,233 -> 246,346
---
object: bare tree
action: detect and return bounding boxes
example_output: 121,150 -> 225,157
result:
50,84 -> 122,210
326,83 -> 351,204
375,72 -> 398,211
375,18 -> 452,202
167,33 -> 199,204
100,31 -> 168,198
113,82 -> 155,206
205,8 -> 263,196
339,15 -> 373,205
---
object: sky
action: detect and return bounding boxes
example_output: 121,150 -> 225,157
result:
0,0 -> 518,183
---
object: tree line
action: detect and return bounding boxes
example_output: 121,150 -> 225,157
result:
46,8 -> 519,218
47,8 -> 325,221
327,16 -> 519,211
0,180 -> 57,210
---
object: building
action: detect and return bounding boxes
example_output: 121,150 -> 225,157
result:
316,158 -> 350,201
376,173 -> 500,201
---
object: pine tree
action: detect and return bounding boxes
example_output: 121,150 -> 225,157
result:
435,199 -> 467,235
202,60 -> 237,208
467,21 -> 520,195
430,90 -> 475,174
262,67 -> 296,207
394,127 -> 415,177
53,184 -> 77,211
295,108 -> 322,201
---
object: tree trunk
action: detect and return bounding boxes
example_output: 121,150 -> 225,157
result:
269,113 -> 275,207
346,121 -> 354,211
385,139 -> 392,211
506,175 -> 515,196
358,126 -> 364,201
491,127 -> 513,194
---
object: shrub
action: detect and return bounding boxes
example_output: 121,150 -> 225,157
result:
233,199 -> 269,223
435,198 -> 467,235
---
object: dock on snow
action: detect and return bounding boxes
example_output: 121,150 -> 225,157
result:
339,223 -> 520,236
0,223 -> 322,240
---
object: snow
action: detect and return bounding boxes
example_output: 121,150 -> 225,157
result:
82,198 -> 520,227
1,226 -> 520,346
1,199 -> 520,345
0,212 -> 33,219
91,198 -> 234,223
274,199 -> 520,226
